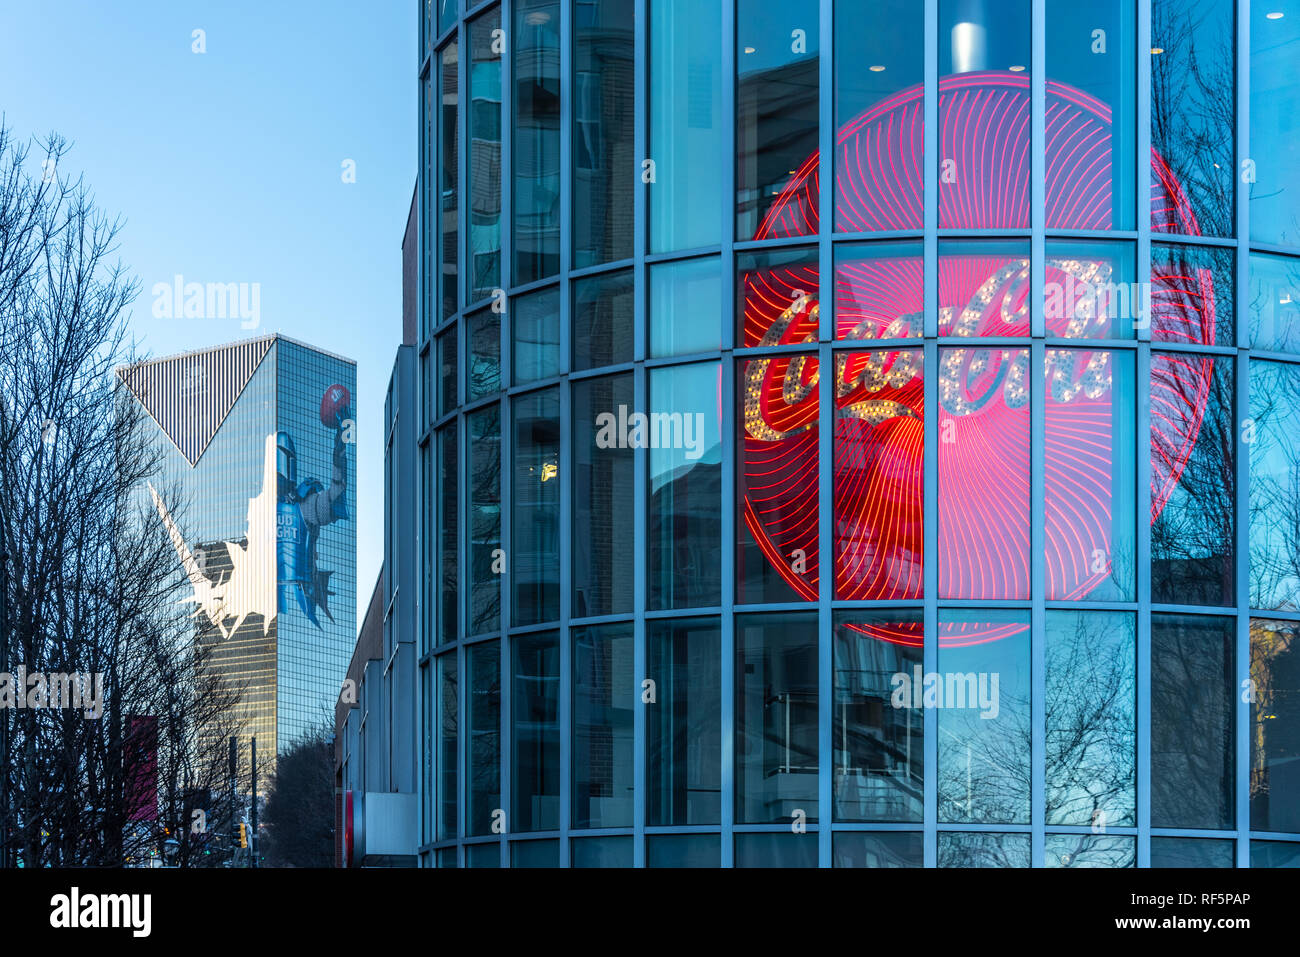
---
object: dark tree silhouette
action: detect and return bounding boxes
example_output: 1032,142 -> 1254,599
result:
261,726 -> 333,868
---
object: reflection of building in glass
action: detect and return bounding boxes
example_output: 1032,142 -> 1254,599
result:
121,335 -> 357,774
1251,619 -> 1300,834
397,0 -> 1300,868
468,11 -> 503,302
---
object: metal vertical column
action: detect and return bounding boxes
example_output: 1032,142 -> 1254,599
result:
1030,0 -> 1048,870
1233,0 -> 1253,872
556,0 -> 574,870
1135,0 -> 1154,869
720,0 -> 738,868
499,0 -> 516,872
816,0 -> 835,870
632,0 -> 649,870
922,0 -> 939,869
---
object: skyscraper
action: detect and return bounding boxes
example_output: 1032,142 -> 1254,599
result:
120,334 -> 357,772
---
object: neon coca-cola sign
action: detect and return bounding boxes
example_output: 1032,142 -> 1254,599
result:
741,73 -> 1213,638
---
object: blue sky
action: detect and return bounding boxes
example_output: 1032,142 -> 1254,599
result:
0,1 -> 415,618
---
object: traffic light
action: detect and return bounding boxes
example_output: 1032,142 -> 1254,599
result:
238,823 -> 248,849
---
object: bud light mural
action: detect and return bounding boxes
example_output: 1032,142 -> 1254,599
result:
276,384 -> 352,627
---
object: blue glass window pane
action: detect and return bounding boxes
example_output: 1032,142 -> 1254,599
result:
1045,610 -> 1136,826
438,325 -> 458,416
1250,2 -> 1300,245
1250,362 -> 1300,611
649,0 -> 723,252
469,10 -> 503,303
573,0 -> 635,267
511,839 -> 560,867
937,832 -> 1031,867
1150,352 -> 1234,606
646,834 -> 721,867
467,641 -> 501,836
571,836 -> 634,868
573,624 -> 635,829
736,613 -> 819,822
1151,838 -> 1235,867
649,257 -> 723,358
1152,241 -> 1234,346
573,268 -> 634,372
1045,348 -> 1137,603
834,0 -> 924,232
1150,0 -> 1235,237
649,362 -> 722,610
512,288 -> 560,386
736,0 -> 820,240
1251,840 -> 1300,868
832,611 -> 924,822
734,832 -> 818,868
937,610 -> 1031,824
1045,834 -> 1135,867
832,832 -> 923,867
512,389 -> 560,625
1046,0 -> 1136,230
437,0 -> 456,36
467,404 -> 501,635
1044,241 -> 1138,340
514,0 -> 562,284
438,424 -> 459,644
439,41 -> 459,319
466,842 -> 501,868
468,310 -> 502,399
437,653 -> 458,841
1151,614 -> 1235,829
1249,253 -> 1300,354
938,0 -> 1031,229
647,618 -> 722,825
1251,619 -> 1300,833
512,632 -> 560,832
573,374 -> 635,617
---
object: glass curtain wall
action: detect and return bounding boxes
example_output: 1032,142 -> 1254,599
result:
416,0 -> 1300,868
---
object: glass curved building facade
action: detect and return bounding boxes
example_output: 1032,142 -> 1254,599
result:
416,0 -> 1300,867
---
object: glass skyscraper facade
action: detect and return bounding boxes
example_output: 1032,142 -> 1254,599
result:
122,335 -> 357,772
417,0 -> 1300,867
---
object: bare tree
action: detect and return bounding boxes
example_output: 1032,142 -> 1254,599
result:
0,123 -> 247,866
261,724 -> 334,868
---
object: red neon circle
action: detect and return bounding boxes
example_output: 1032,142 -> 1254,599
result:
741,73 -> 1213,645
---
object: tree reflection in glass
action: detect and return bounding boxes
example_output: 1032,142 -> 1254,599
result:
1046,834 -> 1135,867
1150,0 -> 1235,237
937,611 -> 1031,824
937,831 -> 1031,868
1045,611 -> 1136,827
